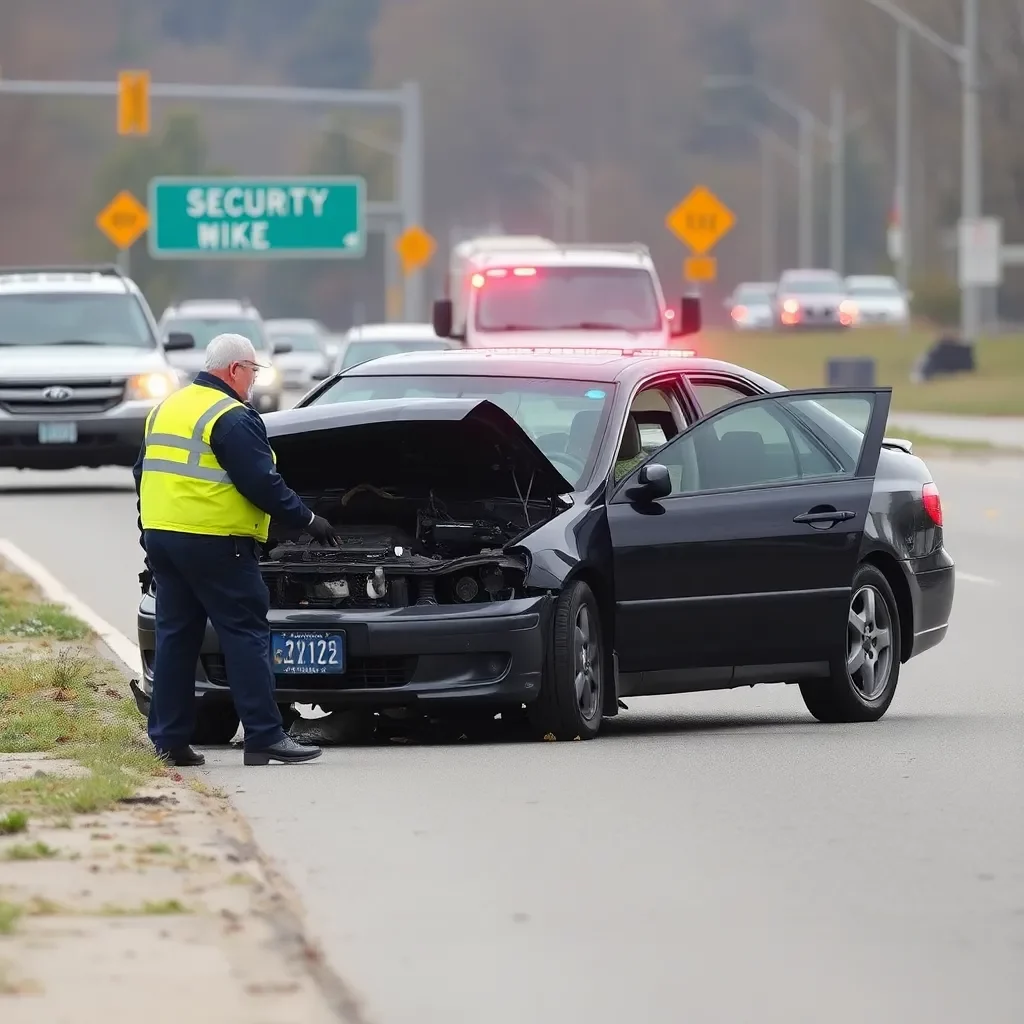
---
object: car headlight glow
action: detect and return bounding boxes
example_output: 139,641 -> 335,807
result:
255,365 -> 279,387
126,370 -> 179,401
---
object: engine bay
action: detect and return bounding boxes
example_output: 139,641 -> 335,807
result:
261,483 -> 549,609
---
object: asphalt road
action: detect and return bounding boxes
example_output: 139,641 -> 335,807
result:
888,411 -> 1024,448
0,447 -> 1021,1023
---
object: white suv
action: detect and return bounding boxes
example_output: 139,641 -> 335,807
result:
158,298 -> 286,413
0,264 -> 191,471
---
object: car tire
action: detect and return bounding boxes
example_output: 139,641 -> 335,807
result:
799,563 -> 902,723
191,700 -> 240,745
528,581 -> 604,741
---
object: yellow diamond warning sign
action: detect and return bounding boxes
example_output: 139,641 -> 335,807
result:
96,191 -> 149,250
666,186 -> 735,254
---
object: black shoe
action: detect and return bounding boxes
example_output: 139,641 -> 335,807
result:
243,735 -> 322,766
157,745 -> 205,767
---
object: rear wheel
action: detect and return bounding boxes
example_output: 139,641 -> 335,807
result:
799,563 -> 902,723
191,700 -> 240,745
528,582 -> 604,741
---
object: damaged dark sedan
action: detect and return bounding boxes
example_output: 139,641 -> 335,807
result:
135,348 -> 955,743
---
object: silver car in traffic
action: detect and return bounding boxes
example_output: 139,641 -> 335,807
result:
775,268 -> 855,330
844,275 -> 910,327
265,318 -> 333,390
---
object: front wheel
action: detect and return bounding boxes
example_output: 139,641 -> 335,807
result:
799,563 -> 902,723
528,581 -> 605,740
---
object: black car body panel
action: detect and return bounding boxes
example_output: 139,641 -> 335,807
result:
134,350 -> 954,723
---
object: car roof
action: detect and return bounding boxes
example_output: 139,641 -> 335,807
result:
162,302 -> 262,319
0,266 -> 139,296
733,281 -> 775,291
779,268 -> 843,280
344,322 -> 439,342
845,274 -> 898,285
336,348 -> 784,389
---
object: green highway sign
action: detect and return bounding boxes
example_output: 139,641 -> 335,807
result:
147,176 -> 366,259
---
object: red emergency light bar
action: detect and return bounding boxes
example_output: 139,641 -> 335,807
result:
484,347 -> 696,358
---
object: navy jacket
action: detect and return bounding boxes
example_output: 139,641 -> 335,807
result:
133,372 -> 313,549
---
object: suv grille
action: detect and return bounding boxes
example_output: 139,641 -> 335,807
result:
201,653 -> 417,689
0,379 -> 126,415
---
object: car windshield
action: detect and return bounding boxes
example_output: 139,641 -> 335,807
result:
309,374 -> 614,486
0,293 -> 155,348
163,317 -> 267,350
473,267 -> 662,333
780,278 -> 844,294
846,280 -> 900,296
734,286 -> 772,303
268,327 -> 321,351
339,340 -> 451,370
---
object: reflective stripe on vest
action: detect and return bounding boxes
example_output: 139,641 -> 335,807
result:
139,385 -> 273,541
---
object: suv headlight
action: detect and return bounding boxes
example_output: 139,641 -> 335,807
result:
255,365 -> 279,387
126,370 -> 179,401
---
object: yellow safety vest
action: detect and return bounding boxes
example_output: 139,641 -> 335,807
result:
139,382 -> 274,542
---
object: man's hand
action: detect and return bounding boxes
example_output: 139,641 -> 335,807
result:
307,514 -> 341,546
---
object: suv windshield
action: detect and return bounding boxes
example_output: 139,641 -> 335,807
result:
339,340 -> 451,370
268,326 -> 322,351
163,317 -> 267,350
0,293 -> 155,348
473,267 -> 662,333
309,374 -> 614,486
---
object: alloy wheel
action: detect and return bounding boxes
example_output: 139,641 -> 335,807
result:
847,585 -> 893,700
573,605 -> 601,721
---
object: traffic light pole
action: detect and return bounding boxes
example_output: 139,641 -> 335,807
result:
0,77 -> 426,320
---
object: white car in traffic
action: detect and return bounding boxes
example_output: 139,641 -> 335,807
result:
844,275 -> 910,327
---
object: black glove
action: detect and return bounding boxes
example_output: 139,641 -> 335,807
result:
307,514 -> 341,546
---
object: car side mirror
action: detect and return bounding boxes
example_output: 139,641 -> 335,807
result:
271,341 -> 292,355
164,332 -> 194,351
432,298 -> 453,338
625,462 -> 671,503
671,296 -> 701,337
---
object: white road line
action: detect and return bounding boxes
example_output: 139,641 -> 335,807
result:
957,571 -> 998,585
0,537 -> 141,675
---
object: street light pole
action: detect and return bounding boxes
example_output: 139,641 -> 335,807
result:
961,0 -> 982,341
895,23 -> 911,297
760,135 -> 776,280
797,109 -> 814,266
829,88 -> 846,275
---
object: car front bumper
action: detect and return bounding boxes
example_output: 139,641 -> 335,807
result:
136,593 -> 552,710
0,400 -> 157,469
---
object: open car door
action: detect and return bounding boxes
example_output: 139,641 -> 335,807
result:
606,387 -> 892,687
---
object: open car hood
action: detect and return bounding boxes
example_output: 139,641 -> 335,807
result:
263,398 -> 575,498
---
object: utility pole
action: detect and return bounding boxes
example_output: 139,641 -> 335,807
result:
760,135 -> 776,280
960,0 -> 981,343
797,109 -> 814,266
829,88 -> 846,275
894,24 -> 911,297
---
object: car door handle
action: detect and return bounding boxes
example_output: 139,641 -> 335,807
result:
793,510 -> 856,524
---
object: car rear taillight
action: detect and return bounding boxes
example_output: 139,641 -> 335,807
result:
922,482 -> 942,525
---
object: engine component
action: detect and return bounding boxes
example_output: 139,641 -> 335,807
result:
313,579 -> 350,600
416,578 -> 437,606
454,576 -> 479,602
367,567 -> 387,600
418,518 -> 507,554
481,568 -> 504,596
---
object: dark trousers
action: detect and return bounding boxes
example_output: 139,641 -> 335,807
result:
144,529 -> 284,752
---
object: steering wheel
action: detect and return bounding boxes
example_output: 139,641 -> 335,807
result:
546,450 -> 586,477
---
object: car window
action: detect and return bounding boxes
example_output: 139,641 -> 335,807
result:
643,393 -> 876,495
163,316 -> 267,350
269,329 -> 321,351
689,380 -> 754,414
0,293 -> 156,348
308,374 -> 615,486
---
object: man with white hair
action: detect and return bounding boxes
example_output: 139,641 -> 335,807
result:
133,332 -> 340,767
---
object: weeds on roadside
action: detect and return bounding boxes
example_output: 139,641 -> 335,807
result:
0,901 -> 21,935
0,810 -> 28,835
0,570 -> 88,641
3,841 -> 58,861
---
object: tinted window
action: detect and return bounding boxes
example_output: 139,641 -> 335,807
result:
779,276 -> 845,294
163,316 -> 267,350
644,393 -> 874,494
473,267 -> 662,333
0,293 -> 155,348
733,285 -> 772,302
309,374 -> 614,486
339,339 -> 451,370
690,381 -> 753,413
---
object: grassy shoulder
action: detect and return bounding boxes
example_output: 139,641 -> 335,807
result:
697,328 -> 1024,416
0,565 -> 164,822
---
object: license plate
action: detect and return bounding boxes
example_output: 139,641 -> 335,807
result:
271,630 -> 345,674
38,422 -> 78,444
